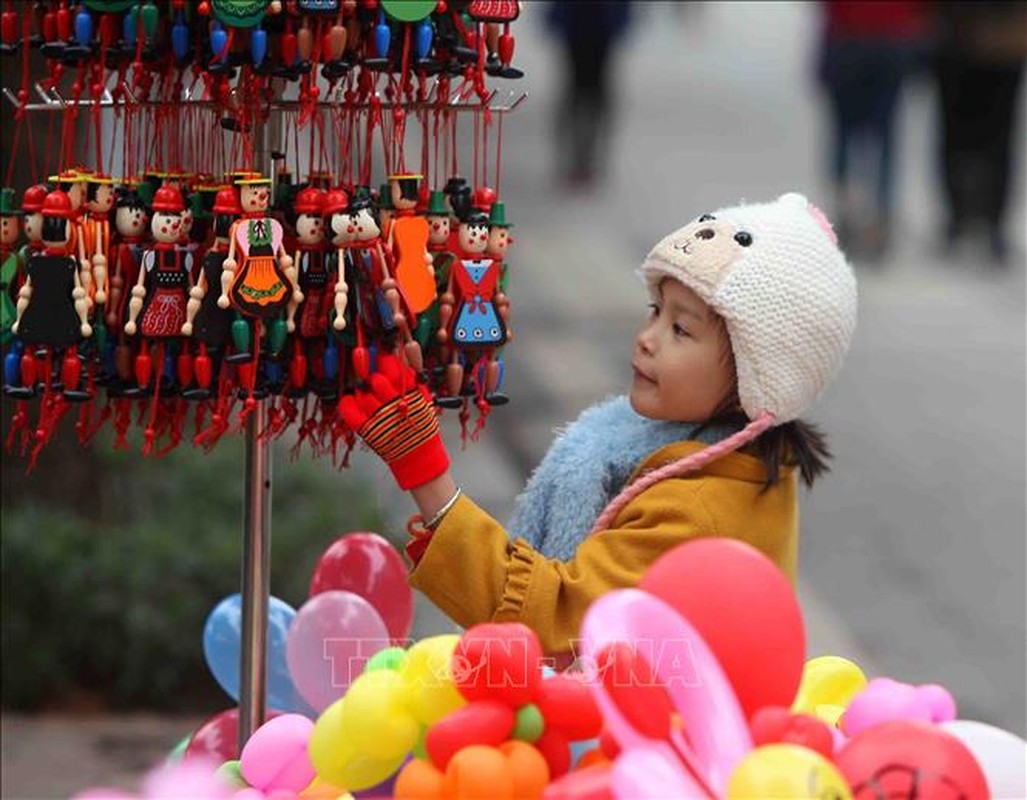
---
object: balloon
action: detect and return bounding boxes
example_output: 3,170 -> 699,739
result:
533,727 -> 572,780
750,707 -> 835,759
367,646 -> 408,673
443,746 -> 514,800
836,721 -> 988,800
940,720 -> 1027,800
142,756 -> 234,798
726,744 -> 851,799
203,594 -> 306,714
512,703 -> 544,743
792,656 -> 866,726
399,635 -> 466,726
309,695 -> 408,791
394,758 -> 445,800
352,755 -> 410,799
299,776 -> 349,798
639,539 -> 805,721
240,714 -> 315,793
499,741 -> 550,800
184,709 -> 253,762
286,590 -> 390,713
343,669 -> 420,759
425,701 -> 515,769
841,678 -> 956,737
580,589 -> 752,798
569,738 -> 601,769
535,674 -> 603,742
309,533 -> 415,644
452,623 -> 543,707
543,764 -> 614,800
611,745 -> 708,799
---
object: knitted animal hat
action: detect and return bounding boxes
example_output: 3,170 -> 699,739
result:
591,192 -> 857,533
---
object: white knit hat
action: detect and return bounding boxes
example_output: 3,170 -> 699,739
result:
591,193 -> 857,534
639,191 -> 857,423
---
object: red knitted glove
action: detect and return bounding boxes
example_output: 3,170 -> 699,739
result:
339,354 -> 450,491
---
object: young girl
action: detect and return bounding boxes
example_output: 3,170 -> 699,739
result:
340,192 -> 857,657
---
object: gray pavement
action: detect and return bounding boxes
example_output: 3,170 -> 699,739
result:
3,3 -> 1025,798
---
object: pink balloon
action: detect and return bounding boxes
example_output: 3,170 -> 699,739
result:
842,678 -> 956,737
580,589 -> 752,798
286,590 -> 390,712
240,714 -> 315,793
309,532 -> 414,644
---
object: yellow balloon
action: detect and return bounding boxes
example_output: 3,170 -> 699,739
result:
300,775 -> 351,799
310,697 -> 406,790
343,669 -> 421,759
398,634 -> 466,726
726,744 -> 852,800
792,656 -> 866,722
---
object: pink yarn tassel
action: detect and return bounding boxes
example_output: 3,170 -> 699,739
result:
589,411 -> 777,534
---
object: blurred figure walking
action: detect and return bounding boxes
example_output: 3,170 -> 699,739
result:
548,1 -> 633,190
933,3 -> 1026,265
816,1 -> 929,262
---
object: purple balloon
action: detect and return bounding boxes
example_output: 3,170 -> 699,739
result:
286,590 -> 390,713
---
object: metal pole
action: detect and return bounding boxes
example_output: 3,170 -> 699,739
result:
238,114 -> 280,750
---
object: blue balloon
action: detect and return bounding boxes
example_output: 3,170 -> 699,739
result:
202,593 -> 313,716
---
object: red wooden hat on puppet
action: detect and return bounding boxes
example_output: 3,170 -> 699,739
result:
41,190 -> 76,219
151,185 -> 185,214
213,186 -> 242,215
322,189 -> 349,217
22,184 -> 49,213
294,187 -> 325,215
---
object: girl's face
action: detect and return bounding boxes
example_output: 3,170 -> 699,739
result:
629,278 -> 737,423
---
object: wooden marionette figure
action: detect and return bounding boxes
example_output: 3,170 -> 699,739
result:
82,173 -> 115,307
414,189 -> 455,359
443,175 -> 472,255
185,187 -> 218,285
284,186 -> 331,397
218,176 -> 301,405
10,190 -> 93,401
387,173 -> 436,319
437,209 -> 507,408
124,186 -> 193,402
484,200 -> 514,404
323,188 -> 367,396
1,187 -> 24,350
105,188 -> 149,386
182,186 -> 241,400
349,192 -> 424,369
377,182 -> 395,244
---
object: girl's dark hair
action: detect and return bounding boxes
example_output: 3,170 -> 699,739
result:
694,410 -> 832,490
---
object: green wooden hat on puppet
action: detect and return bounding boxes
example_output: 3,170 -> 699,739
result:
378,183 -> 394,210
187,191 -> 209,220
488,201 -> 513,228
426,190 -> 448,217
0,187 -> 23,216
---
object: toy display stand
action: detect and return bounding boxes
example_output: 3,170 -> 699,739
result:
2,83 -> 525,751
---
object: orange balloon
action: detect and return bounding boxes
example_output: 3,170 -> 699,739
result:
498,741 -> 549,800
443,746 -> 513,800
573,748 -> 609,771
394,758 -> 445,800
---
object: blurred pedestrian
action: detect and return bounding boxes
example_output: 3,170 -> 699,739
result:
933,2 -> 1026,264
547,1 -> 633,190
815,1 -> 929,262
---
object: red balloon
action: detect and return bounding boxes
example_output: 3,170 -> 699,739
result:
425,700 -> 515,770
533,726 -> 572,779
750,706 -> 835,759
309,532 -> 414,644
452,623 -> 543,707
595,642 -> 673,741
837,721 -> 988,800
543,764 -> 614,800
535,673 -> 603,741
639,538 -> 805,720
183,708 -> 282,762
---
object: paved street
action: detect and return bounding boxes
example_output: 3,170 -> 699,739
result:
2,3 -> 1024,798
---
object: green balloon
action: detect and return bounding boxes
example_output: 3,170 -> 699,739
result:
412,726 -> 429,760
512,703 -> 544,743
381,0 -> 437,22
215,760 -> 249,788
366,646 -> 408,672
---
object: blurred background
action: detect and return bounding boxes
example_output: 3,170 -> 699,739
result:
2,1 -> 1025,796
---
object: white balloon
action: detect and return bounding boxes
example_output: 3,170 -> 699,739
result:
941,720 -> 1027,800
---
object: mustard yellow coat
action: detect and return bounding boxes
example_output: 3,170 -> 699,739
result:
409,440 -> 798,655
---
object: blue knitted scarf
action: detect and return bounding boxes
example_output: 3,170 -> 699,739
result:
505,396 -> 742,560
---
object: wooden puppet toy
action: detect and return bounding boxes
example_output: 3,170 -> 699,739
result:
11,189 -> 93,397
387,172 -> 436,317
105,187 -> 149,387
50,169 -> 93,303
415,189 -> 455,357
218,175 -> 300,368
1,187 -> 23,349
324,188 -> 371,394
437,208 -> 507,407
377,182 -> 395,243
285,186 -> 331,396
182,186 -> 242,399
81,173 -> 115,307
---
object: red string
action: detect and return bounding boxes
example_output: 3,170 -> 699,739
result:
495,111 -> 504,195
